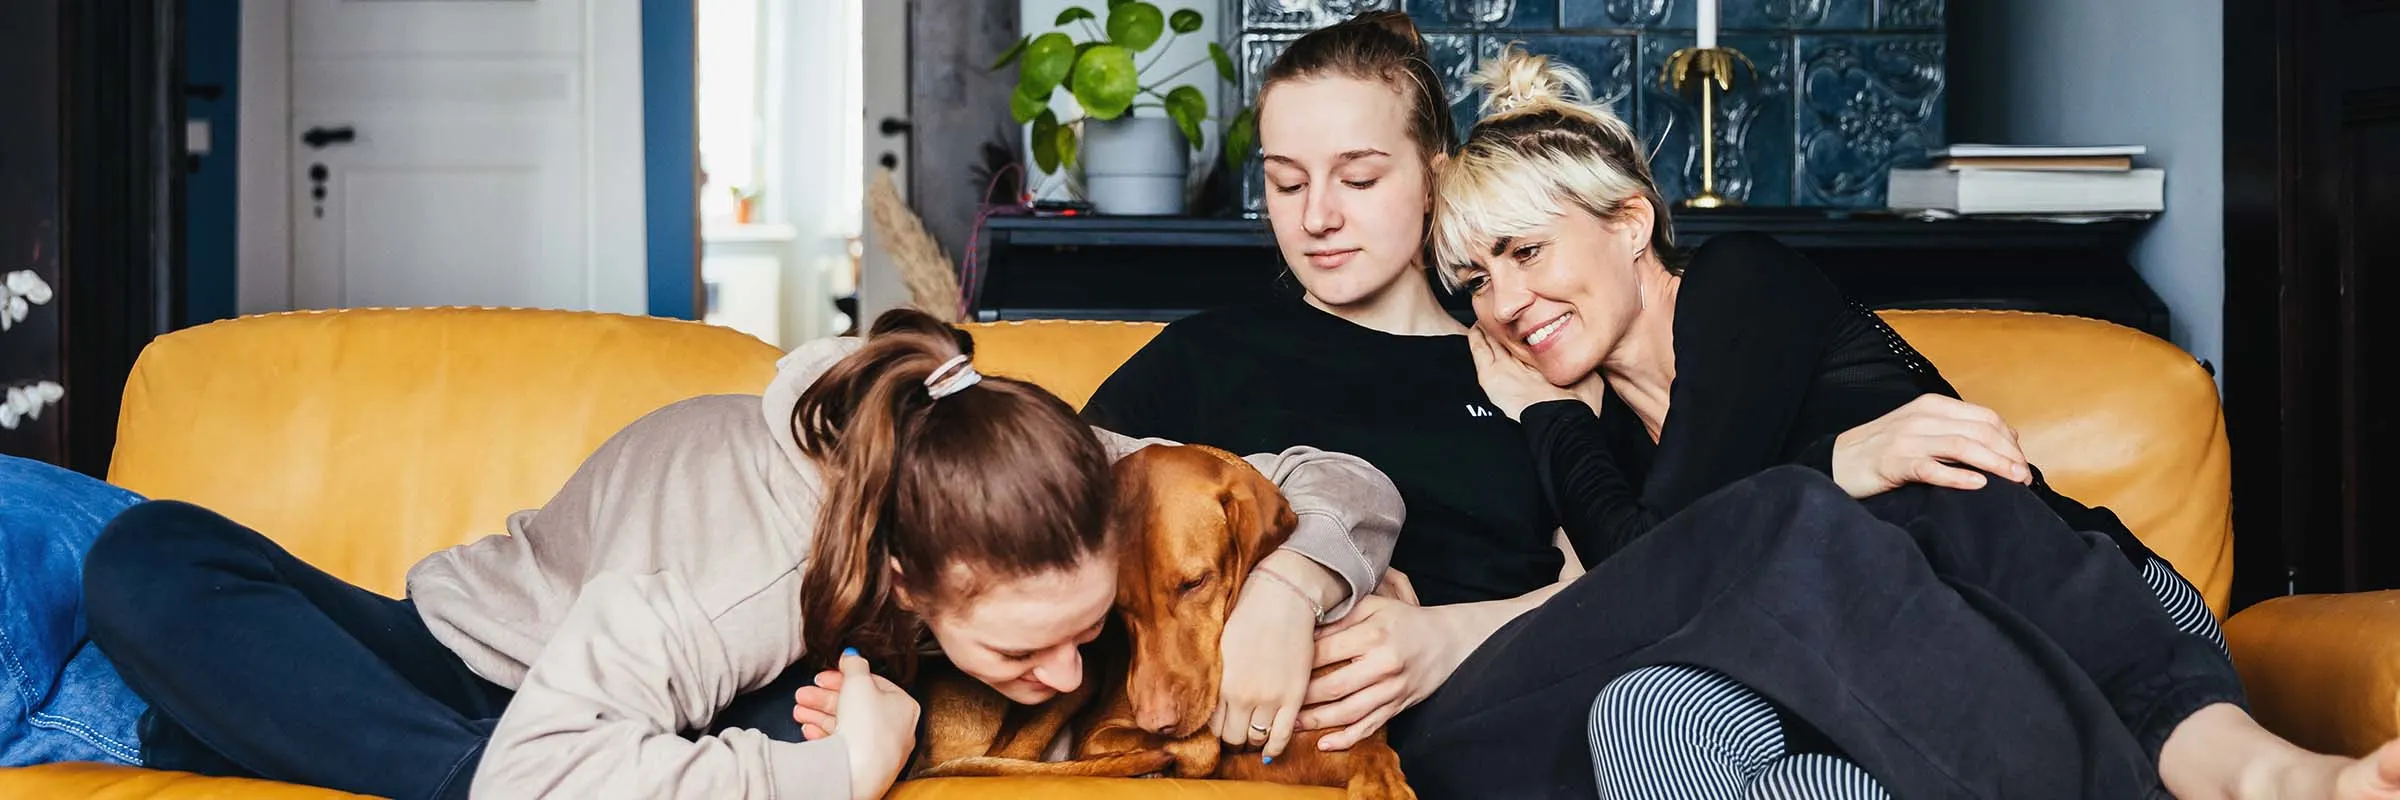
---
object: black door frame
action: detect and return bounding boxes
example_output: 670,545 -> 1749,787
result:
2222,0 -> 2399,607
58,0 -> 185,476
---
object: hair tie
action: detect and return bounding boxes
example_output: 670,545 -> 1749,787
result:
924,354 -> 982,400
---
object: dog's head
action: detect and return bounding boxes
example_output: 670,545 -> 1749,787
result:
1109,445 -> 1299,738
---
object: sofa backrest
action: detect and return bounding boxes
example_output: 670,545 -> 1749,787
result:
963,311 -> 2235,616
106,308 -> 2229,614
108,308 -> 782,596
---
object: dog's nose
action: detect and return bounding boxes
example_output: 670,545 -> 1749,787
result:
1134,701 -> 1181,736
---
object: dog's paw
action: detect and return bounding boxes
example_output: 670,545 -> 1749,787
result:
1107,748 -> 1177,779
1347,766 -> 1416,800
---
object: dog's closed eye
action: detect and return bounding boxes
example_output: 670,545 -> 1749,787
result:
1177,575 -> 1211,596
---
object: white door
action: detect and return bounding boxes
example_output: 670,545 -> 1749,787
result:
285,0 -> 645,313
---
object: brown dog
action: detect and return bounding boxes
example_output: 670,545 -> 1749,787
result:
904,444 -> 1414,799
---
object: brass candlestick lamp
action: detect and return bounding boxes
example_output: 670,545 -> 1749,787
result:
1659,46 -> 1758,209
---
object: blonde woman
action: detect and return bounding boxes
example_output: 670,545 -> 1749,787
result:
1410,44 -> 2400,800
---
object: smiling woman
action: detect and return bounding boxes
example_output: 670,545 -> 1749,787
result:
1395,42 -> 2400,800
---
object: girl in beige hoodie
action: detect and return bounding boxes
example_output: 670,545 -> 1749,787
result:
81,309 -> 1403,800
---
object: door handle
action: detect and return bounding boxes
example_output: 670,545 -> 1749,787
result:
301,125 -> 357,149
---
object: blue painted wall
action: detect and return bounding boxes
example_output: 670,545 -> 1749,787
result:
1951,0 -> 2224,375
642,0 -> 698,320
183,0 -> 241,326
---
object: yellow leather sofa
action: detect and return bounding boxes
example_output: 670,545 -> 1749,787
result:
0,306 -> 2392,799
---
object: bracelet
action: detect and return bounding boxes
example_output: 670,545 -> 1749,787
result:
1249,566 -> 1327,625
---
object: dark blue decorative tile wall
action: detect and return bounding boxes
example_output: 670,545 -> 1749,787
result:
1405,0 -> 1558,30
1795,34 -> 1943,206
1425,33 -> 1484,141
1562,0 -> 1681,30
1238,0 -> 1400,32
1721,0 -> 1871,30
1224,0 -> 1945,209
1876,0 -> 1943,29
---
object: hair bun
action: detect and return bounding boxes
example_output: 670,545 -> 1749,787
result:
1347,10 -> 1425,47
1471,45 -> 1592,117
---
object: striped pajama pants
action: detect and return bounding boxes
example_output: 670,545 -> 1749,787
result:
1586,556 -> 2224,800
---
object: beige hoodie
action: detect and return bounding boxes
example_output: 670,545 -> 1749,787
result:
403,335 -> 1404,800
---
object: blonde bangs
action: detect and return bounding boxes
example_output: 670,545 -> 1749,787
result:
1432,141 -> 1649,290
1433,147 -> 1565,290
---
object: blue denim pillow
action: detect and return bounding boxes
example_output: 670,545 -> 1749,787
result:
0,455 -> 145,765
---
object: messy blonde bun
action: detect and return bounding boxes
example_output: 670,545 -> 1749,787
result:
1431,44 -> 1677,288
1471,47 -> 1588,117
1467,46 -> 1642,158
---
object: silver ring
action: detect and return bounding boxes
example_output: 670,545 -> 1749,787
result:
1250,723 -> 1271,733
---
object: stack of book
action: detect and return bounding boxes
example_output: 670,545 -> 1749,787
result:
1887,145 -> 2163,217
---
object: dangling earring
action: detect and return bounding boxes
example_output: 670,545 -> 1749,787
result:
1632,245 -> 1649,311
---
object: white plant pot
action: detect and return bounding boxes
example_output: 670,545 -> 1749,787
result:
1081,117 -> 1189,216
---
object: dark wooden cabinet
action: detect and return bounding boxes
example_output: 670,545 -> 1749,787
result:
970,210 -> 2174,344
2224,0 -> 2400,605
0,0 -> 183,476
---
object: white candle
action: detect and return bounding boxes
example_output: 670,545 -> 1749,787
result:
1696,0 -> 1718,49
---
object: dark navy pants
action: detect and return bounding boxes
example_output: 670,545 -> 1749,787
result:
1391,466 -> 2242,800
84,501 -> 511,800
82,500 -> 815,800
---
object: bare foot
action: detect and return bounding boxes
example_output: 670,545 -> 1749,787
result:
2243,739 -> 2400,799
2333,739 -> 2400,800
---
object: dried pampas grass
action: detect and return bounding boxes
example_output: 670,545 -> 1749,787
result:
865,166 -> 963,322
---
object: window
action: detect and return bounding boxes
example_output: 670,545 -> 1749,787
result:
697,0 -> 763,225
695,0 -> 863,346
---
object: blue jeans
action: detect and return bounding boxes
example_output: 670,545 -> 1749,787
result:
0,455 -> 145,766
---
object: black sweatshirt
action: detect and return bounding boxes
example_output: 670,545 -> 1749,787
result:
1080,299 -> 1562,607
1522,231 -> 2157,569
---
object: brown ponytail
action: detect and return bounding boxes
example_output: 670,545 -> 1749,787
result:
791,309 -> 1114,683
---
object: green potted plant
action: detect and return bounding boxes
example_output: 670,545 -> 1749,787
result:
994,0 -> 1248,214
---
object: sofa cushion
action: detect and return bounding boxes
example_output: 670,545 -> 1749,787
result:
959,320 -> 1169,410
107,308 -> 782,597
0,762 -> 371,798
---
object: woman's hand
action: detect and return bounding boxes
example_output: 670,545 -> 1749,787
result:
1468,328 -> 1606,421
1831,394 -> 2031,498
1375,568 -> 1420,606
1295,595 -> 1480,751
1214,567 -> 1322,761
793,670 -> 841,741
824,649 -> 919,800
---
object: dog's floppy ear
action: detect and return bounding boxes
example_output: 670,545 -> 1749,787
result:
1220,459 -> 1300,575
